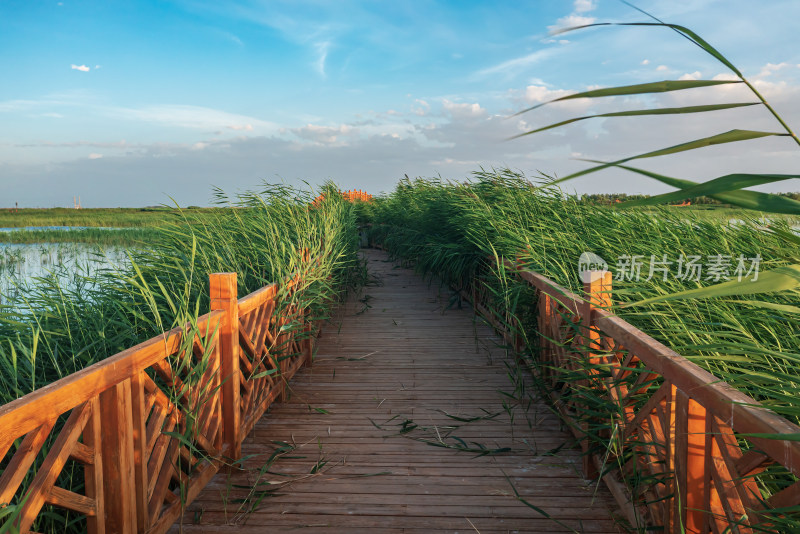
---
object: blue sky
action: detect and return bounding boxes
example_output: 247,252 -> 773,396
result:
2,0 -> 799,207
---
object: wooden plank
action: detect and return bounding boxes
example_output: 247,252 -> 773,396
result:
148,460 -> 219,534
18,401 -> 92,533
182,250 -> 620,533
147,414 -> 177,500
46,485 -> 97,516
84,396 -> 105,534
237,282 -> 277,316
0,421 -> 54,507
148,435 -> 181,526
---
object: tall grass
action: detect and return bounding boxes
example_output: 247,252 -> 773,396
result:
0,227 -> 160,245
370,170 -> 799,417
368,169 -> 800,529
0,182 -> 362,533
0,207 -> 224,229
0,183 -> 360,398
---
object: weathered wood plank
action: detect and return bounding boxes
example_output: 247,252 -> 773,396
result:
178,249 -> 620,532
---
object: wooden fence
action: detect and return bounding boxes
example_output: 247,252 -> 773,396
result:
0,251 -> 318,533
472,258 -> 800,533
369,226 -> 799,533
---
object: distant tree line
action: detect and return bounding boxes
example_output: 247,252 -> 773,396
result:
580,192 -> 800,206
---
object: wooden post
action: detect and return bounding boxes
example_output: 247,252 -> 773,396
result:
580,270 -> 613,479
98,379 -> 137,533
210,273 -> 241,461
675,389 -> 709,533
538,293 -> 553,381
582,270 -> 612,353
300,248 -> 313,368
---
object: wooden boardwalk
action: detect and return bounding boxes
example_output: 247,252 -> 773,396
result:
176,249 -> 621,533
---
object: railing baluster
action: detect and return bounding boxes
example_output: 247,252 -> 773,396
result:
83,397 -> 105,534
130,371 -> 149,533
677,391 -> 710,534
209,272 -> 241,461
98,379 -> 137,533
580,270 -> 612,479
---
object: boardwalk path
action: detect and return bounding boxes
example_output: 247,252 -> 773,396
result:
178,249 -> 620,533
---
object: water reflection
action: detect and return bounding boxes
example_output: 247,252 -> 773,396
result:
0,226 -> 120,232
0,243 -> 130,305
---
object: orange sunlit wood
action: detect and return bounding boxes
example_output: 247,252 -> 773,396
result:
1,237 -> 799,533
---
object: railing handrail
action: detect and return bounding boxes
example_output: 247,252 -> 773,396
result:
0,246 -> 324,533
372,226 -> 800,530
509,259 -> 800,478
0,310 -> 224,455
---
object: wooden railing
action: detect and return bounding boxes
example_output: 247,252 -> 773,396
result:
370,227 -> 799,532
481,259 -> 800,533
0,251 -> 319,533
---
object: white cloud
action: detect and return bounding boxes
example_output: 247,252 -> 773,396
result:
88,153 -> 103,159
292,123 -> 355,145
442,99 -> 486,119
71,64 -> 90,72
641,59 -> 650,66
548,15 -> 596,33
6,80 -> 799,208
15,140 -> 130,149
223,32 -> 243,47
107,104 -> 277,132
523,85 -> 573,104
516,84 -> 594,114
547,0 -> 596,37
679,71 -> 702,80
473,48 -> 557,79
656,65 -> 669,72
412,99 -> 430,116
757,62 -> 789,78
314,41 -> 330,78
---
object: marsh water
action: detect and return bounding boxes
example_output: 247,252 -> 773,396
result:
0,233 -> 131,305
0,226 -> 119,232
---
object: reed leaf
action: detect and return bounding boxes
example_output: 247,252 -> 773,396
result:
581,161 -> 800,215
616,172 -> 800,211
552,129 -> 790,185
510,102 -> 759,139
512,79 -> 742,115
627,265 -> 800,306
553,22 -> 743,76
518,6 -> 800,202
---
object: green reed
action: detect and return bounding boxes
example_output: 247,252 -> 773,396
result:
368,170 -> 800,531
0,182 -> 362,533
0,227 -> 161,246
